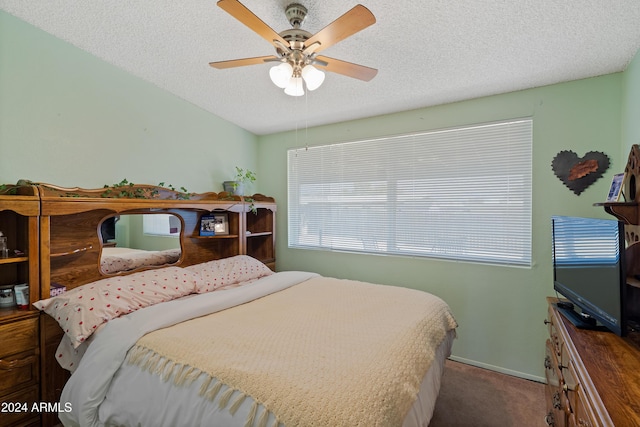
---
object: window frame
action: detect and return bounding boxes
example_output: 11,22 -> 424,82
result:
287,118 -> 533,266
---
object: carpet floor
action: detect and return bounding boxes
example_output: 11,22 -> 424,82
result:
429,359 -> 547,427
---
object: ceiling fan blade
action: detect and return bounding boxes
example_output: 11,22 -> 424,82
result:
315,56 -> 378,81
304,5 -> 375,54
217,0 -> 288,46
209,56 -> 279,69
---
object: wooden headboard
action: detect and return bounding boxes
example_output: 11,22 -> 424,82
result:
36,182 -> 276,295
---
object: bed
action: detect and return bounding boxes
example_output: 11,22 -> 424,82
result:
33,182 -> 457,427
100,246 -> 182,274
35,255 -> 456,427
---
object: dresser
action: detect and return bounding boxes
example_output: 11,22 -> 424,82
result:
544,297 -> 640,426
0,314 -> 40,427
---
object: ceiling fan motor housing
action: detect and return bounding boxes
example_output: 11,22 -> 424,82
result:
285,3 -> 308,27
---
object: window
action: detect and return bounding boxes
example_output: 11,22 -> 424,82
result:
142,214 -> 181,237
287,119 -> 533,266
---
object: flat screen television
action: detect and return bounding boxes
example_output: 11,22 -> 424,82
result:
552,215 -> 627,336
100,216 -> 116,242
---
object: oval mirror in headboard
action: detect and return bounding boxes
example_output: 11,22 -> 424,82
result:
99,213 -> 182,275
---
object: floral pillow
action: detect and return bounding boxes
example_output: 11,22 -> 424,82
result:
186,255 -> 273,293
34,267 -> 203,348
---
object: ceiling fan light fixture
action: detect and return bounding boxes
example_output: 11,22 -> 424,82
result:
212,2 -> 377,96
269,62 -> 294,88
301,65 -> 325,91
284,76 -> 305,96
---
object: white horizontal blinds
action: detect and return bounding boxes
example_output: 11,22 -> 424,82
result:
552,216 -> 621,266
288,118 -> 533,266
143,214 -> 181,237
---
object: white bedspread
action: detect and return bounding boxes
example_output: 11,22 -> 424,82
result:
98,329 -> 454,427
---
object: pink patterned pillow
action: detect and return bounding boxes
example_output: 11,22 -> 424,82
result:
34,267 -> 202,348
186,255 -> 273,293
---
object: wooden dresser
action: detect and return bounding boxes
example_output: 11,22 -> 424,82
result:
0,314 -> 40,427
545,297 -> 640,426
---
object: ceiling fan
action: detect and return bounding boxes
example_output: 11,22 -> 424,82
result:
209,0 -> 377,96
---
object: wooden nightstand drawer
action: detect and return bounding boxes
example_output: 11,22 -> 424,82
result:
0,350 -> 39,395
0,384 -> 40,427
0,318 -> 38,359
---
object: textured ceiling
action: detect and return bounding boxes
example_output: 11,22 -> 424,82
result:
2,1 -> 640,135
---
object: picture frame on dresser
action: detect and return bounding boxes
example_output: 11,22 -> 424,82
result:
212,213 -> 229,235
199,215 -> 216,236
200,213 -> 229,236
606,172 -> 625,202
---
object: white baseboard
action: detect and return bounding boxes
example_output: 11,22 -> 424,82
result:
448,355 -> 546,383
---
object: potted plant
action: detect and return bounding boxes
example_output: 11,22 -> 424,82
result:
223,167 -> 256,196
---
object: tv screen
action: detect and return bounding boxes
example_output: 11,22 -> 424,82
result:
101,217 -> 116,242
552,215 -> 627,336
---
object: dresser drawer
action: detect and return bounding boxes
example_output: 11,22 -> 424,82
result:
0,384 -> 40,427
547,305 -> 563,357
544,339 -> 568,426
573,385 -> 597,427
561,359 -> 578,408
0,318 -> 38,359
0,350 -> 39,395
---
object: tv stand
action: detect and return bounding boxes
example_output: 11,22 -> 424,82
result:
554,304 -> 606,331
545,297 -> 640,426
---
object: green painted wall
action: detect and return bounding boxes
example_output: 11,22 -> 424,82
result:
258,75 -> 624,380
622,49 -> 640,152
0,11 -> 258,191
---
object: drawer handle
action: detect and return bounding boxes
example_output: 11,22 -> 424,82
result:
544,319 -> 551,325
552,391 -> 562,409
0,354 -> 37,370
577,417 -> 589,426
545,411 -> 555,426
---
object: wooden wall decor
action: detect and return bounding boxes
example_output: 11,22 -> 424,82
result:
551,150 -> 610,195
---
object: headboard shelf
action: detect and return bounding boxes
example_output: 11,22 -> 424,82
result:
246,232 -> 273,237
36,181 -> 241,200
0,184 -> 40,217
190,235 -> 240,239
40,198 -> 246,216
36,182 -> 248,217
0,256 -> 29,264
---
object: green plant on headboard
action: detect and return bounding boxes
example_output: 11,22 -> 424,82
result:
101,179 -> 192,199
0,183 -> 27,195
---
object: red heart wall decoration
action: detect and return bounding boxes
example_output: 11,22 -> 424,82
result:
551,150 -> 610,195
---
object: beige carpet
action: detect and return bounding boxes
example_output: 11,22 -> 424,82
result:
429,360 -> 546,427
